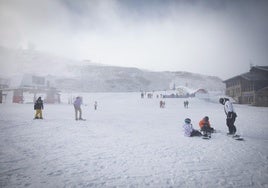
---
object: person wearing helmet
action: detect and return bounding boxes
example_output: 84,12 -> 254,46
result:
182,118 -> 202,137
219,98 -> 237,135
199,116 -> 214,136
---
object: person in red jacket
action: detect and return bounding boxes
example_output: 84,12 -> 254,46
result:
199,116 -> 214,135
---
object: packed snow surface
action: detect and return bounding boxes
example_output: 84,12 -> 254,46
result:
0,92 -> 268,188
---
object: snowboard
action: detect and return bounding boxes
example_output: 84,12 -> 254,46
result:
202,133 -> 211,139
33,117 -> 44,120
232,134 -> 244,141
76,118 -> 86,121
227,134 -> 244,141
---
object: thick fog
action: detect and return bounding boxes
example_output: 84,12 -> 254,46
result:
0,0 -> 268,79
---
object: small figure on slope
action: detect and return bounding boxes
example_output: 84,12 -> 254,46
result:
199,116 -> 214,136
94,101 -> 98,110
184,100 -> 189,108
183,118 -> 202,137
219,98 -> 237,135
73,96 -> 84,120
160,100 -> 165,108
34,97 -> 44,119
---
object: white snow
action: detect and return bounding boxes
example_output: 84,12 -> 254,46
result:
0,92 -> 268,188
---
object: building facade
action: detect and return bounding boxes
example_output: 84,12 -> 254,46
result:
223,66 -> 268,107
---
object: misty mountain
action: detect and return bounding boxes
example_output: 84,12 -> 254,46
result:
0,47 -> 225,92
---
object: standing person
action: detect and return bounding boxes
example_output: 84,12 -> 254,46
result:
182,118 -> 202,137
34,97 -> 44,119
199,116 -> 214,136
219,98 -> 237,135
73,96 -> 84,120
94,101 -> 98,110
160,100 -> 165,108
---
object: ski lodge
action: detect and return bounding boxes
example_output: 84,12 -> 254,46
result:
0,75 -> 60,104
223,66 -> 268,107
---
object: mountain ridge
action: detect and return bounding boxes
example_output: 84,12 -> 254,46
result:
0,46 -> 225,92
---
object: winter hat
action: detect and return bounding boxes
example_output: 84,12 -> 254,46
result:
219,98 -> 224,104
185,118 -> 191,124
204,116 -> 209,122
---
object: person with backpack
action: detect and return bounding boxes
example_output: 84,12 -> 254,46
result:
182,118 -> 202,137
219,98 -> 237,135
34,97 -> 44,119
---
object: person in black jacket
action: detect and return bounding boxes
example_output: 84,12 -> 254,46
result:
34,97 -> 44,119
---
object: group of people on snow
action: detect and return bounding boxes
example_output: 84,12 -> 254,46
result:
183,100 -> 189,108
33,96 -> 98,121
183,116 -> 214,137
183,97 -> 237,137
34,95 -> 237,136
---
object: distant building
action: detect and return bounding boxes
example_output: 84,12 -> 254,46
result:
193,89 -> 209,99
223,66 -> 268,106
0,74 -> 60,104
20,74 -> 55,89
0,78 -> 9,89
0,78 -> 10,103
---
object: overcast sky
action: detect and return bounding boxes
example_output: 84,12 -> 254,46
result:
0,0 -> 268,79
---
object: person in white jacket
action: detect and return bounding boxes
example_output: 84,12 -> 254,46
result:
219,98 -> 237,135
182,118 -> 202,137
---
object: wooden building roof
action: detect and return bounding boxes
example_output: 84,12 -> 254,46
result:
224,66 -> 268,83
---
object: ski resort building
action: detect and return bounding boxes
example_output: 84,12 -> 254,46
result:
0,75 -> 60,104
0,78 -> 10,103
223,66 -> 268,107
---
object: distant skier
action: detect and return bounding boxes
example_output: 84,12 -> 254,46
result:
199,116 -> 214,136
219,98 -> 237,135
160,100 -> 165,108
73,96 -> 84,120
184,100 -> 189,108
141,92 -> 144,98
94,101 -> 98,110
182,118 -> 202,137
34,97 -> 43,119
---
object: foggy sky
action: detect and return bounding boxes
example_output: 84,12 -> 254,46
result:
0,0 -> 268,79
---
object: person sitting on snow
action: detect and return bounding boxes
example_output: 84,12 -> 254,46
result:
183,118 -> 202,137
199,116 -> 214,135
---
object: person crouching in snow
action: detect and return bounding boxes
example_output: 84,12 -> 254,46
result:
199,116 -> 214,136
183,118 -> 202,137
34,97 -> 44,119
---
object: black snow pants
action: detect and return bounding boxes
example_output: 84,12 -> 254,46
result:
226,112 -> 237,134
190,130 -> 202,137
